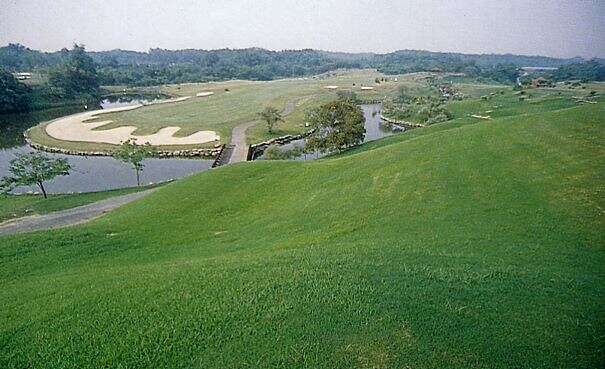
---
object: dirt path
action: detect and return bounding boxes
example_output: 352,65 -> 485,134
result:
0,189 -> 156,236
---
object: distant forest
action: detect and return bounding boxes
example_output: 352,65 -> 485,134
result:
2,43 -> 603,86
1,43 -> 604,114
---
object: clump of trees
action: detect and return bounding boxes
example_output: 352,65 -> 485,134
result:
479,64 -> 520,84
49,44 -> 100,99
0,152 -> 71,198
305,99 -> 365,153
383,86 -> 452,125
549,60 -> 605,82
0,44 -> 100,114
112,139 -> 155,186
0,68 -> 32,114
258,106 -> 283,133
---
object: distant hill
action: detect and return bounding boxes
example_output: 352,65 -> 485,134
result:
0,43 -> 601,86
0,43 -> 589,70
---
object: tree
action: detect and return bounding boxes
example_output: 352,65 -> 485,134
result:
49,44 -> 99,98
257,106 -> 283,133
112,139 -> 155,186
336,90 -> 359,103
305,99 -> 365,153
0,152 -> 71,198
0,68 -> 32,114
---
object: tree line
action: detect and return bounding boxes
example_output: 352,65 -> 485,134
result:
2,43 -> 604,114
1,44 -> 99,114
3,43 -> 602,85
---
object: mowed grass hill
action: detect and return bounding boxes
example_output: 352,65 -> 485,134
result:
1,97 -> 604,367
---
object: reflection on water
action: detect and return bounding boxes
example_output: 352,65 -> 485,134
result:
0,145 -> 212,194
0,105 -> 85,149
0,97 -> 213,194
257,103 -> 402,161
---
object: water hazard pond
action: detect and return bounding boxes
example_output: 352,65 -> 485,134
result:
0,98 -> 213,194
0,101 -> 399,194
254,103 -> 402,160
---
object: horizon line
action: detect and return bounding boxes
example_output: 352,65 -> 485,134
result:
2,42 -> 597,61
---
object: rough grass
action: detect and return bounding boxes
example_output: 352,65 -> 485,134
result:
0,186 -> 153,222
1,97 -> 603,368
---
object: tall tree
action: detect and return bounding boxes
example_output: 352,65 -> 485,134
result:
112,139 -> 155,186
0,68 -> 32,114
258,106 -> 284,133
49,44 -> 99,98
0,152 -> 71,198
305,99 -> 365,153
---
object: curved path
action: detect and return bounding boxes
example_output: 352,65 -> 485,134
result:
227,97 -> 302,164
0,189 -> 156,236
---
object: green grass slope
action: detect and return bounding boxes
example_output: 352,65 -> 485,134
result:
1,103 -> 604,368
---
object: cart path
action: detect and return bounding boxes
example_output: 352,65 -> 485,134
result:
227,121 -> 257,163
0,188 -> 157,236
227,98 -> 300,164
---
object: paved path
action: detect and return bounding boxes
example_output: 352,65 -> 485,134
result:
0,189 -> 156,236
228,121 -> 257,163
227,98 -> 300,164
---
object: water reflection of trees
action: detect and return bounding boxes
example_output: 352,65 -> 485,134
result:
0,106 -> 83,149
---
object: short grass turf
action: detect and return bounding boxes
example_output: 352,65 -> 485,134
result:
0,101 -> 604,368
0,186 -> 153,222
25,69 -> 413,152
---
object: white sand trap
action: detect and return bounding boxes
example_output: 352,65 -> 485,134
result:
45,97 -> 220,146
471,114 -> 492,120
324,85 -> 339,89
196,91 -> 214,97
360,86 -> 374,90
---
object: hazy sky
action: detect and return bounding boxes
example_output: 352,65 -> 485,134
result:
1,0 -> 604,58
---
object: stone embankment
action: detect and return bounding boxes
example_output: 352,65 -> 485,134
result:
25,137 -> 221,158
379,114 -> 424,129
247,130 -> 315,160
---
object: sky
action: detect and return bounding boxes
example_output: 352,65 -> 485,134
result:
0,0 -> 604,58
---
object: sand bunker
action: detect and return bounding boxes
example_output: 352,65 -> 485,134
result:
45,97 -> 220,146
471,114 -> 492,120
324,85 -> 339,89
196,91 -> 214,97
360,86 -> 374,90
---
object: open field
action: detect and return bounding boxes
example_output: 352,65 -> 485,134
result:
26,70 -> 415,152
1,92 -> 603,368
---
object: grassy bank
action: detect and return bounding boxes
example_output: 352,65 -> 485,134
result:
1,94 -> 603,368
0,186 -> 154,222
